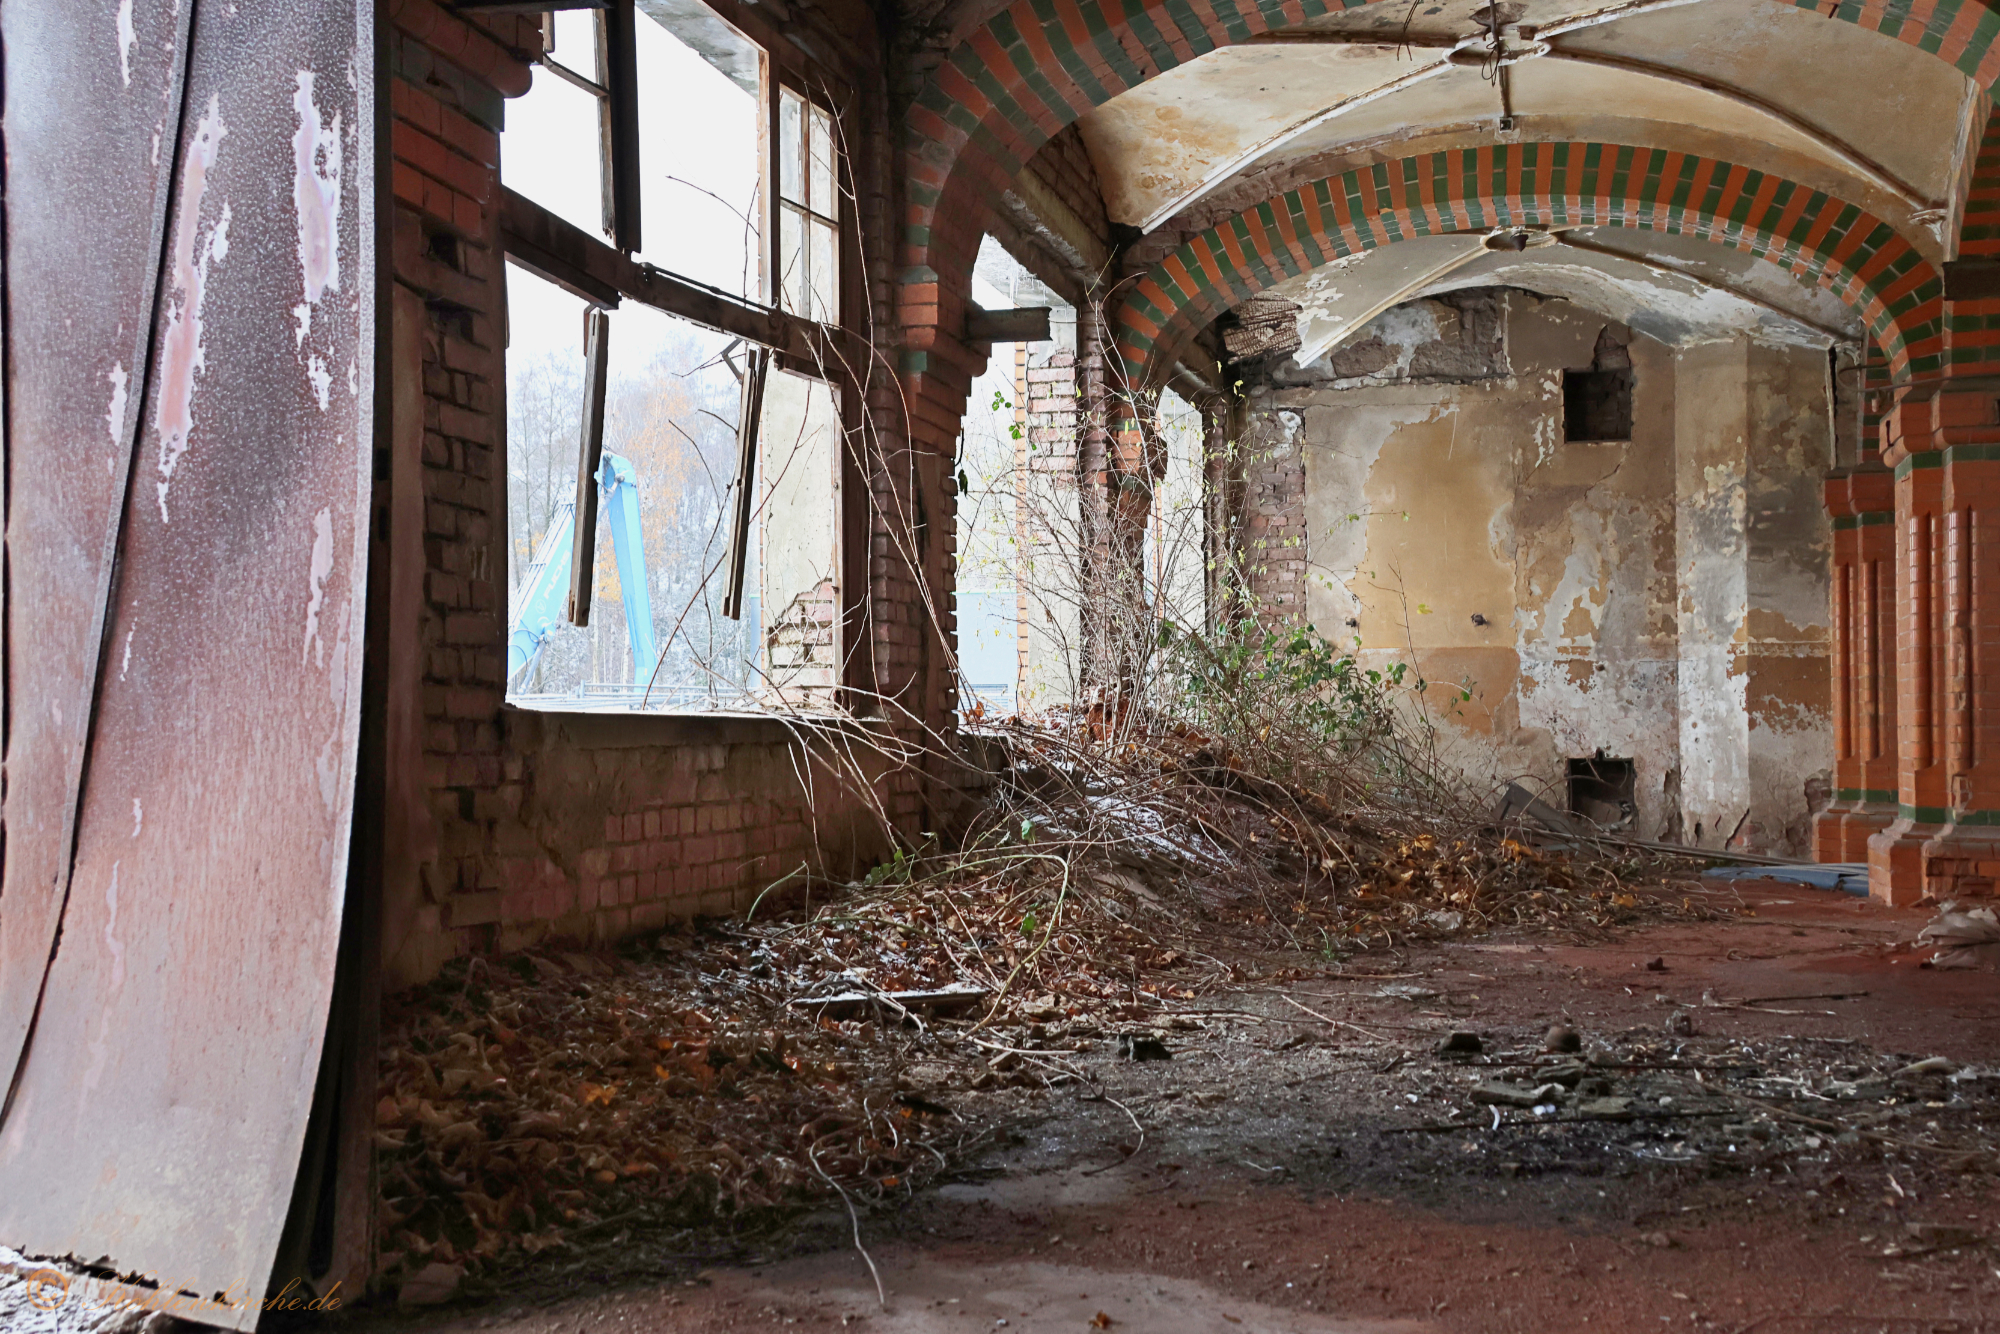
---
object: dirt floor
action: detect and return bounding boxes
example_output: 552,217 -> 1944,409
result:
322,876 -> 2000,1334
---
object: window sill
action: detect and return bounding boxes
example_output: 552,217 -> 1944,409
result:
501,702 -> 879,750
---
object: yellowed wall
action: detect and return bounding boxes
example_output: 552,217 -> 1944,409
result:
1246,290 -> 1832,854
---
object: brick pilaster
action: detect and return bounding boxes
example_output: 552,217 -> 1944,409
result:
1816,467 -> 1896,862
1870,386 -> 2000,902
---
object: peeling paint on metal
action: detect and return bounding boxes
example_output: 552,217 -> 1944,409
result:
307,354 -> 332,411
153,95 -> 228,525
303,506 -> 333,665
290,70 -> 343,350
105,362 -> 128,465
115,0 -> 134,87
83,864 -> 123,1098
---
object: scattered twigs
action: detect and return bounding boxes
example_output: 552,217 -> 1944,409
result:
1080,1091 -> 1147,1175
810,1141 -> 887,1309
1279,993 -> 1398,1043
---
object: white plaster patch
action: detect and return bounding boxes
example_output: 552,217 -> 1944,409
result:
119,628 -> 133,681
153,94 -> 229,524
131,797 -> 143,839
303,506 -> 334,666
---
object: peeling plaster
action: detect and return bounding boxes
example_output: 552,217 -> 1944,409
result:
1263,289 -> 1830,852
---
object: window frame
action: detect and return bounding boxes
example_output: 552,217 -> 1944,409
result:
496,0 -> 872,713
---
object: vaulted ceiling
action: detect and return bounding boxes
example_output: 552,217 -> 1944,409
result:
1067,0 -> 1980,350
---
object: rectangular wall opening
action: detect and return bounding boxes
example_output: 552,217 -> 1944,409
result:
1562,368 -> 1632,442
1567,756 -> 1636,829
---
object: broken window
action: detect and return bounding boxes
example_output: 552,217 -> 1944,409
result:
503,1 -> 765,299
502,11 -> 612,242
503,267 -> 844,711
498,4 -> 850,713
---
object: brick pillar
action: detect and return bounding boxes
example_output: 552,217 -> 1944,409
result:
1815,467 -> 1896,861
1869,387 -> 2000,902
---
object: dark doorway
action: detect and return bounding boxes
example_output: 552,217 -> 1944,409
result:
1568,755 -> 1636,829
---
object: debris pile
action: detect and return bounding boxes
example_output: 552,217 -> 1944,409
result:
374,944 -> 976,1299
1405,1028 -> 2000,1180
372,718 -> 1712,1297
1916,902 -> 2000,970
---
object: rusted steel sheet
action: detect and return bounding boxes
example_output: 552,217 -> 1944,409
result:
0,2 -> 374,1324
0,0 -> 194,1107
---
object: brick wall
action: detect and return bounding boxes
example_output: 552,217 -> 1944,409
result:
378,0 -> 922,988
1237,409 -> 1308,625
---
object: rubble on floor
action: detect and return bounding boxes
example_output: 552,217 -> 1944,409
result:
373,721 -> 1718,1301
1917,902 -> 2000,970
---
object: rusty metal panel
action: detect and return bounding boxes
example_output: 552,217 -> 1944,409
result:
0,1 -> 375,1324
0,0 -> 196,1103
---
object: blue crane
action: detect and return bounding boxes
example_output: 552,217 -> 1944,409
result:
506,451 -> 659,690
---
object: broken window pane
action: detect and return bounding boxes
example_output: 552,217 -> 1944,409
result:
778,91 -> 803,203
778,205 -> 804,316
502,1 -> 764,301
501,23 -> 606,241
807,216 -> 837,323
504,262 -> 842,712
756,370 -> 842,703
632,0 -> 764,299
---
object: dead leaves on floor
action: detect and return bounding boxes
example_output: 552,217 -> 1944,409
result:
374,945 -> 964,1291
371,720 -> 1709,1298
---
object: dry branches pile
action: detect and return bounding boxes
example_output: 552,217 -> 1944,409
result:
373,632 -> 1706,1293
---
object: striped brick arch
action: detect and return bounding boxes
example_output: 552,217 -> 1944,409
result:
905,0 -> 2000,310
1108,143 -> 1946,386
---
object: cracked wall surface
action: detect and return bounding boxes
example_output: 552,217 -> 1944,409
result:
1242,288 -> 1833,855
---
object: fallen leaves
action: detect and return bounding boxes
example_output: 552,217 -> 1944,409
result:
374,942 -> 966,1288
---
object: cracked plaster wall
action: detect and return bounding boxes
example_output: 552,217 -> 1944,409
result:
1245,289 -> 1832,854
1673,340 -> 1835,854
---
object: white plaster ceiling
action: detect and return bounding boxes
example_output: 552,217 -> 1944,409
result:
1082,0 -> 1967,230
1264,224 -> 1864,361
1074,0 -> 1975,341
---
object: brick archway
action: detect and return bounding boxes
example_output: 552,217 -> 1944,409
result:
904,0 -> 1993,322
1107,142 -> 1944,386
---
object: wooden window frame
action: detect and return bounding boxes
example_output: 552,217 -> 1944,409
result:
498,2 -> 874,709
